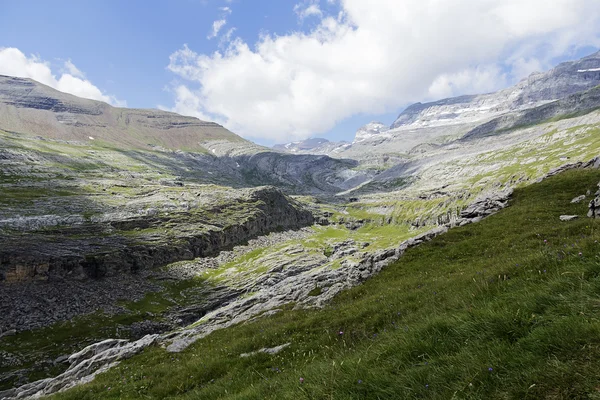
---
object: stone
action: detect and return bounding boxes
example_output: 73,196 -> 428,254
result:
240,343 -> 291,358
589,193 -> 600,218
560,215 -> 579,221
571,195 -> 586,203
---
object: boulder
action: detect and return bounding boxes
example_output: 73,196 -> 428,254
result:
571,195 -> 586,203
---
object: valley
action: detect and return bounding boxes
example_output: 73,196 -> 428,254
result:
2,51 -> 600,399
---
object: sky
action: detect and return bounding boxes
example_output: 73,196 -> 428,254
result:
1,0 -> 600,146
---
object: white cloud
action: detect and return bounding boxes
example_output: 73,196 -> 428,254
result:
428,65 -> 508,99
0,47 -> 126,107
208,6 -> 233,40
208,19 -> 227,39
294,0 -> 323,20
219,28 -> 237,47
62,59 -> 85,79
168,0 -> 600,141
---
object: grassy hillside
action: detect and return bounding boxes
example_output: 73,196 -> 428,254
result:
54,168 -> 600,399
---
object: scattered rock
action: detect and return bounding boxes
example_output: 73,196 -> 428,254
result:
240,343 -> 291,358
560,215 -> 579,221
571,195 -> 586,203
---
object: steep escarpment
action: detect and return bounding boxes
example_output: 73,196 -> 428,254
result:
462,84 -> 600,140
0,186 -> 313,283
391,51 -> 600,130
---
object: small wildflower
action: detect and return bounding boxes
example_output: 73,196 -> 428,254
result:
579,252 -> 583,256
358,379 -> 363,384
488,367 -> 493,372
299,377 -> 304,384
544,239 -> 547,244
338,331 -> 344,335
425,384 -> 429,389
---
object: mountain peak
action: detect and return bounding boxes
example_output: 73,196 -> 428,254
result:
353,121 -> 390,143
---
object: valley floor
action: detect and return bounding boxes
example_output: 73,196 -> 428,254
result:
48,168 -> 600,399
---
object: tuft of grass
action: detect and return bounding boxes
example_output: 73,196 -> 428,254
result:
52,168 -> 600,399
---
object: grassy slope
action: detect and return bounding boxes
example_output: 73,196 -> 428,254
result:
53,168 -> 600,399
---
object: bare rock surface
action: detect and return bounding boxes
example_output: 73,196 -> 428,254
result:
0,335 -> 158,400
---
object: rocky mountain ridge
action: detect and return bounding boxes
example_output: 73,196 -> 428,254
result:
275,51 -> 600,160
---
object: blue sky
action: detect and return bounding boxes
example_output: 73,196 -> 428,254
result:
1,1 -> 600,145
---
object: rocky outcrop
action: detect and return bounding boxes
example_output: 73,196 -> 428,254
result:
0,186 -> 314,283
588,181 -> 600,218
459,188 -> 513,222
0,335 -> 158,400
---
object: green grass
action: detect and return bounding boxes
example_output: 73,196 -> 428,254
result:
51,168 -> 600,399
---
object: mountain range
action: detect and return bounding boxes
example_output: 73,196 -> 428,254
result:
275,50 -> 600,162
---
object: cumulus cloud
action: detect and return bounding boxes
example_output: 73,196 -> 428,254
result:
167,0 -> 600,141
0,47 -> 126,107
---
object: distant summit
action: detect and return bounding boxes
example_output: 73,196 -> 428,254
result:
273,137 -> 350,155
353,122 -> 390,143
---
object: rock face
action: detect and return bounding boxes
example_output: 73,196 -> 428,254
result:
0,186 -> 314,283
391,51 -> 600,130
0,76 -> 241,153
462,84 -> 600,140
459,188 -> 513,221
588,182 -> 600,218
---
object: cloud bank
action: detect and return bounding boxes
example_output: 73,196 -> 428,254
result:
0,47 -> 125,107
168,0 -> 600,141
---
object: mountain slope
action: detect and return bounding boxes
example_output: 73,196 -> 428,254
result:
0,75 -> 246,153
0,75 -> 367,194
49,168 -> 600,400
